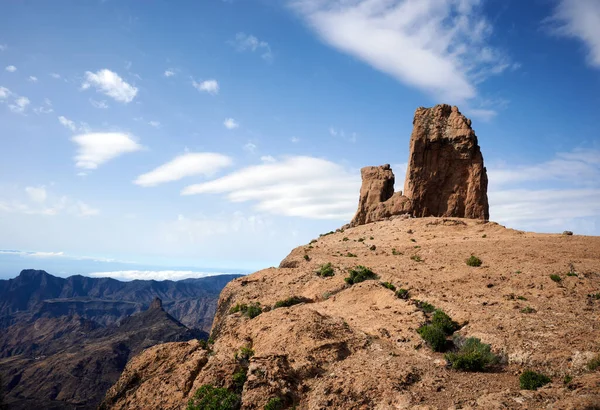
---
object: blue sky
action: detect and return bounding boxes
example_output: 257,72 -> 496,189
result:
0,0 -> 599,280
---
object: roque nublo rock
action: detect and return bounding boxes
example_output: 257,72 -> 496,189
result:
350,104 -> 489,227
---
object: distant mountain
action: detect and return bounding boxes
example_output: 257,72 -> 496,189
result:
0,269 -> 242,331
0,269 -> 241,409
1,298 -> 203,409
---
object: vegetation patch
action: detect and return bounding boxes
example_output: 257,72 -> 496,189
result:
445,336 -> 498,371
264,397 -> 284,410
234,346 -> 254,365
187,385 -> 241,410
392,248 -> 402,255
395,288 -> 410,299
232,368 -> 247,393
274,296 -> 308,309
229,303 -> 263,319
417,324 -> 447,352
345,265 -> 377,285
410,255 -> 423,262
520,370 -> 551,390
357,237 -> 364,242
370,245 -> 377,251
381,282 -> 396,291
550,274 -> 562,283
316,263 -> 334,277
342,237 -> 349,241
466,255 -> 482,267
345,252 -> 357,258
588,354 -> 600,371
521,306 -> 536,314
303,254 -> 310,261
431,310 -> 460,335
414,300 -> 436,313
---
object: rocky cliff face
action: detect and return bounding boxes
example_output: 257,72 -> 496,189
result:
102,218 -> 600,409
350,104 -> 489,227
404,105 -> 489,220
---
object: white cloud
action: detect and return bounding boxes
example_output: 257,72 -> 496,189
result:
260,155 -> 276,163
90,99 -> 109,109
182,156 -> 360,220
192,79 -> 219,95
231,32 -> 273,62
9,96 -> 30,113
164,69 -> 175,77
50,73 -> 61,79
465,108 -> 497,121
33,98 -> 53,114
58,115 -> 77,132
148,120 -> 161,128
328,126 -> 357,143
243,142 -> 257,153
5,65 -> 16,73
0,86 -> 10,100
291,0 -> 510,102
81,69 -> 138,103
75,201 -> 100,216
134,152 -> 233,187
71,132 -> 143,169
87,270 -> 230,281
25,186 -> 47,203
547,0 -> 600,68
224,118 -> 239,129
0,249 -> 115,262
28,76 -> 38,83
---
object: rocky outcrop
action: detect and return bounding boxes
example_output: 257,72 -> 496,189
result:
404,104 -> 489,220
350,104 -> 489,227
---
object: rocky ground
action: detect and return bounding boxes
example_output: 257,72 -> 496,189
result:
102,217 -> 600,409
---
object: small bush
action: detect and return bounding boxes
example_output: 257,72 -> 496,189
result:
264,397 -> 284,410
309,239 -> 317,244
482,234 -> 487,238
520,370 -> 551,390
550,274 -> 562,283
345,265 -> 377,285
230,303 -> 262,318
445,336 -> 498,371
563,375 -> 573,385
370,245 -> 377,251
566,272 -> 577,277
345,252 -> 357,257
588,354 -> 600,371
414,245 -> 421,249
187,385 -> 241,410
303,254 -> 310,261
381,282 -> 396,291
232,368 -> 247,392
316,263 -> 334,277
369,236 -> 374,240
414,300 -> 436,313
517,296 -> 527,301
431,310 -> 460,335
320,231 -> 334,237
274,296 -> 306,309
591,293 -> 600,300
466,256 -> 482,267
342,237 -> 349,241
357,237 -> 364,242
521,306 -> 536,314
417,324 -> 447,352
235,346 -> 254,363
395,288 -> 410,299
229,303 -> 247,314
411,255 -> 423,262
410,238 -> 416,243
392,248 -> 402,255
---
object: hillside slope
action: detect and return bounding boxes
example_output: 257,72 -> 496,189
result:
102,217 -> 600,409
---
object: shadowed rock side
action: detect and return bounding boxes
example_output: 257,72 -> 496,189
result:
102,218 -> 600,409
350,104 -> 489,227
404,105 -> 489,220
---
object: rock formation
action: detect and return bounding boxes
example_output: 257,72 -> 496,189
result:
404,105 -> 489,220
350,104 -> 489,227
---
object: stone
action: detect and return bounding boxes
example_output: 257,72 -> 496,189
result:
149,296 -> 163,310
403,104 -> 489,220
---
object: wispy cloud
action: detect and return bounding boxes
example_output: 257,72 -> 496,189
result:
28,76 -> 38,83
148,120 -> 161,128
0,86 -> 11,100
164,69 -> 176,77
88,270 -> 230,281
9,96 -> 30,114
230,32 -> 273,62
50,73 -> 61,79
291,0 -> 510,102
224,118 -> 239,129
25,186 -> 47,203
192,79 -> 219,95
71,132 -> 142,169
81,69 -> 138,103
134,152 -> 233,187
90,99 -> 109,109
546,0 -> 600,68
182,156 -> 359,220
243,142 -> 257,153
0,187 -> 99,217
5,65 -> 16,73
33,98 -> 53,114
58,115 -> 78,132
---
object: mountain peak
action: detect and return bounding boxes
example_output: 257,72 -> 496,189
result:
149,297 -> 163,310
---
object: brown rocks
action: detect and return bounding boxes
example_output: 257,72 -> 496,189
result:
404,104 -> 489,220
350,104 -> 489,227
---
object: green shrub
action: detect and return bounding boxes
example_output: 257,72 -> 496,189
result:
345,252 -> 357,258
303,254 -> 310,261
588,354 -> 600,371
550,274 -> 562,283
417,324 -> 447,352
410,238 -> 416,243
431,310 -> 459,335
234,346 -> 254,363
230,303 -> 262,318
342,237 -> 349,241
357,237 -> 364,242
264,397 -> 284,410
517,296 -> 527,301
381,282 -> 396,291
414,300 -> 436,313
320,231 -> 334,237
395,288 -> 409,299
345,265 -> 377,285
445,336 -> 498,371
369,245 -> 376,251
410,255 -> 423,262
274,296 -> 306,309
309,239 -> 317,244
466,256 -> 482,267
520,370 -> 551,390
229,303 -> 247,314
369,236 -> 374,240
187,385 -> 241,410
392,248 -> 402,255
521,306 -> 536,314
566,272 -> 577,277
232,368 -> 247,392
563,375 -> 573,385
592,293 -> 600,300
316,263 -> 334,277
